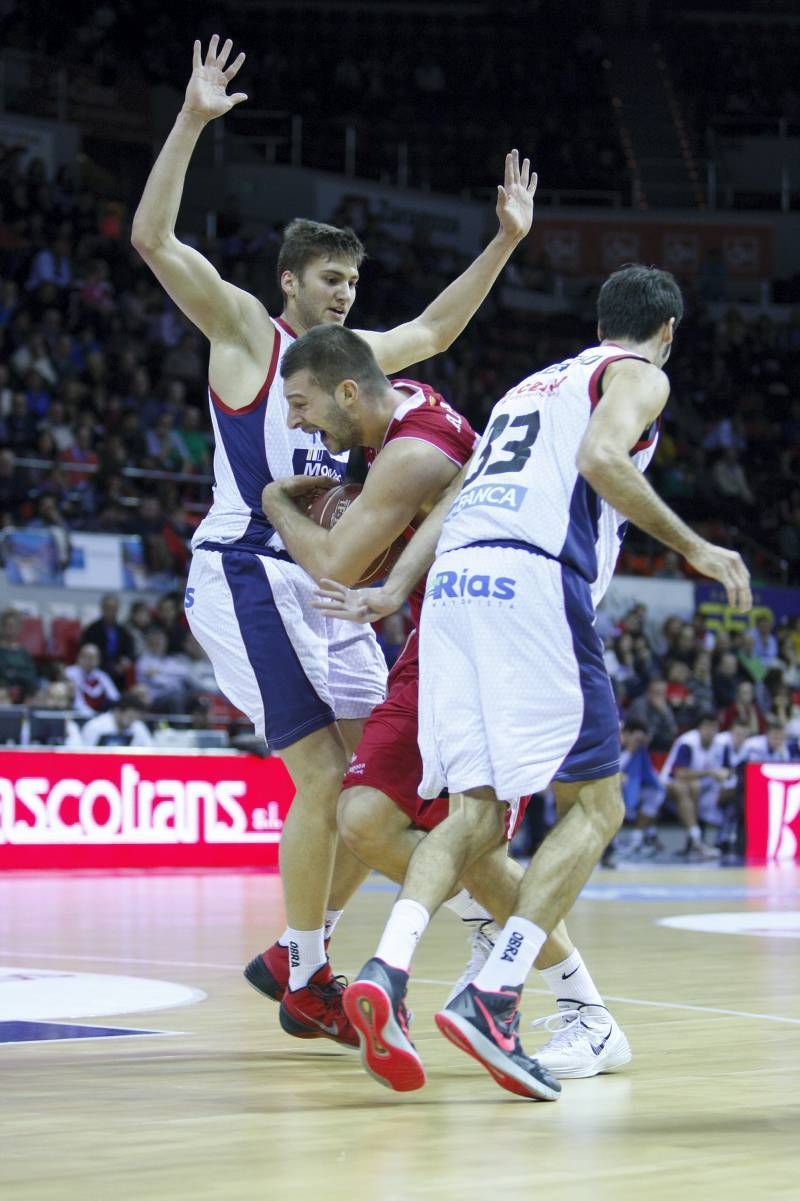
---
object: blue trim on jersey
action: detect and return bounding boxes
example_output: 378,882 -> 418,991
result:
221,551 -> 334,750
559,476 -> 601,582
466,538 -> 559,561
214,403 -> 274,513
554,566 -> 620,783
197,539 -> 291,561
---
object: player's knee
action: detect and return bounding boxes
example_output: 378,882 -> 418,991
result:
453,798 -> 506,857
337,787 -> 404,859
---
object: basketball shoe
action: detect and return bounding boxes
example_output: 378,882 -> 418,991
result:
279,963 -> 359,1048
444,920 -> 499,1006
435,984 -> 561,1101
342,958 -> 425,1091
531,1004 -> 632,1079
243,938 -> 330,1002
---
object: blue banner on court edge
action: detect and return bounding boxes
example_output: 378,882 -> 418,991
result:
695,581 -> 800,632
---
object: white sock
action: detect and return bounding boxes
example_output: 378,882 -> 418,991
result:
282,927 -> 327,990
689,824 -> 702,845
443,889 -> 491,924
323,908 -> 344,941
538,949 -> 604,1010
473,916 -> 546,992
375,899 -> 430,972
628,828 -> 645,849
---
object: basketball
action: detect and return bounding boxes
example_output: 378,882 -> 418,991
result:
306,483 -> 407,586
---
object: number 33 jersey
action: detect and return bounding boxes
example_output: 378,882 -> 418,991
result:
437,343 -> 658,592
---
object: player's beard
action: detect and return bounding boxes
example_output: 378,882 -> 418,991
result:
320,399 -> 361,454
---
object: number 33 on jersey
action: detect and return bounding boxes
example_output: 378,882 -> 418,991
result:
438,343 -> 659,591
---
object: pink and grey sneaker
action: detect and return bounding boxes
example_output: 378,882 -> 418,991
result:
342,958 -> 425,1092
435,983 -> 561,1101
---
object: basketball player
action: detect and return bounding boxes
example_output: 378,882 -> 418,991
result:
327,264 -> 752,1096
131,36 -> 537,1046
251,324 -> 632,1079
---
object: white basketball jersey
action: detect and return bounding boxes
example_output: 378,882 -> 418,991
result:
659,729 -> 724,783
438,344 -> 658,590
192,317 -> 348,553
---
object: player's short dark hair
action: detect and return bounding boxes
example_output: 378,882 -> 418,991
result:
597,264 -> 684,343
697,710 -> 719,726
281,324 -> 388,396
277,219 -> 365,285
622,717 -> 649,734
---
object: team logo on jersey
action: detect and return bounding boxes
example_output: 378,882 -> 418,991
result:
449,482 -> 527,517
426,571 -> 516,602
292,446 -> 345,481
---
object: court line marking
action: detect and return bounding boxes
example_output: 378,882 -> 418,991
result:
2,949 -> 799,1026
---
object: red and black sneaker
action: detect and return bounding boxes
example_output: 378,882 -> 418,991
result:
435,983 -> 561,1101
244,938 -> 331,1003
243,942 -> 290,1002
342,958 -> 425,1092
279,963 -> 359,1048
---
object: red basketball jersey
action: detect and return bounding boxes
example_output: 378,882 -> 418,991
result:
365,379 -> 478,625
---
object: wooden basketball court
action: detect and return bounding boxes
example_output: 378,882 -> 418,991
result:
1,864 -> 797,1201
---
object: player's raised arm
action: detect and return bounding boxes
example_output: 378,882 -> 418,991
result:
356,151 -> 537,375
261,439 -> 456,586
576,358 -> 752,613
131,37 -> 257,343
313,461 -> 469,622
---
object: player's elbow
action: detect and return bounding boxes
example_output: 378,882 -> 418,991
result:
130,219 -> 168,258
575,441 -> 619,485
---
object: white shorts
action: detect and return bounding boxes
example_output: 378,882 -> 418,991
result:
186,546 -> 387,748
417,544 -> 620,800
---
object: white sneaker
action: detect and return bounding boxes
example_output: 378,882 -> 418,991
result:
685,839 -> 721,861
531,1004 -> 632,1079
444,920 -> 500,1006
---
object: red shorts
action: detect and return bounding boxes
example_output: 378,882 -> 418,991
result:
341,631 -> 529,836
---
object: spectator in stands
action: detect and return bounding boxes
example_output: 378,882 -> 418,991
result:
0,608 -> 38,700
125,600 -> 154,658
80,594 -> 135,685
665,660 -> 696,729
711,447 -> 755,510
64,642 -> 120,716
27,679 -> 82,747
627,678 -> 679,753
719,679 -> 766,736
153,593 -> 186,654
81,692 -> 154,748
0,447 -> 28,517
618,718 -> 667,859
27,495 -> 70,569
712,650 -> 742,709
135,626 -> 193,713
659,712 -> 728,860
751,615 -> 778,666
689,650 -> 715,714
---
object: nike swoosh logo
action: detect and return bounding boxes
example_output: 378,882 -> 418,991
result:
590,1027 -> 613,1056
473,995 -> 517,1054
296,1008 -> 339,1037
561,966 -> 579,980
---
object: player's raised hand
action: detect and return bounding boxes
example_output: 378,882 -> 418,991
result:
496,149 -> 538,243
685,541 -> 752,614
312,578 -> 403,624
183,36 -> 248,123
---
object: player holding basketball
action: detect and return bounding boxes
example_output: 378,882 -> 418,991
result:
131,36 -> 537,1047
324,264 -> 752,1097
253,323 -> 632,1080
